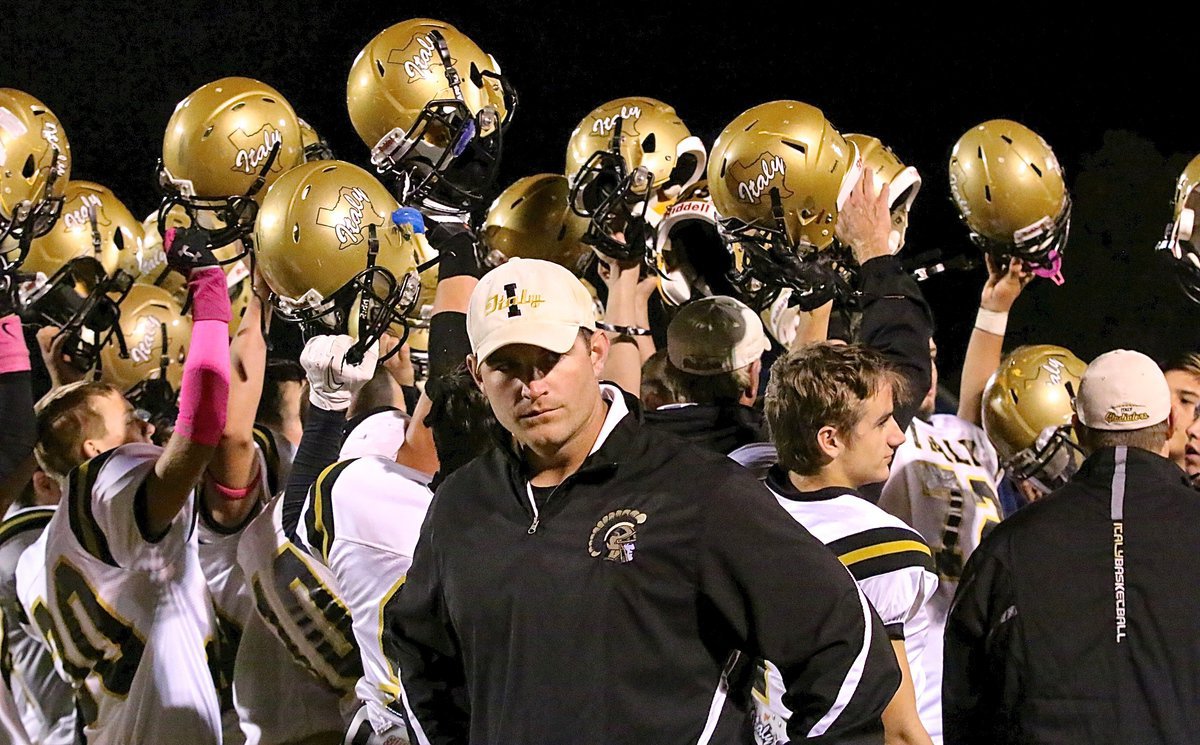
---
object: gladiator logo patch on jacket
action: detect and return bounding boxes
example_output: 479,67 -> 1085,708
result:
588,509 -> 647,563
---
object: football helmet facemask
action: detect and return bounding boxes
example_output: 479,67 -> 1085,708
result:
982,344 -> 1086,494
158,77 -> 304,255
949,119 -> 1070,285
0,88 -> 71,269
255,160 -> 423,363
347,19 -> 516,215
708,101 -> 861,312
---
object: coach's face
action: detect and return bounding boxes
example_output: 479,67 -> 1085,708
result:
469,332 -> 609,457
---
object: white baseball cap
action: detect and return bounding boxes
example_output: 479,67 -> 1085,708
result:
467,258 -> 597,363
667,295 -> 771,375
1075,349 -> 1171,431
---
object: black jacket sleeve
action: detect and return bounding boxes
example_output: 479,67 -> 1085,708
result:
943,538 -> 1015,745
700,468 -> 899,743
391,497 -> 470,745
0,371 -> 34,484
857,255 -> 933,431
280,405 -> 346,540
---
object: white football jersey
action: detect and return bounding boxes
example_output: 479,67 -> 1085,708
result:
756,475 -> 939,745
878,414 -> 1003,743
36,443 -> 222,744
252,423 -> 296,498
297,456 -> 434,737
0,507 -> 72,745
236,494 -> 359,741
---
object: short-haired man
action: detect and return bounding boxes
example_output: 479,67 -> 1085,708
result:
759,342 -> 939,745
1161,352 -> 1200,478
945,350 -> 1200,744
643,295 -> 772,454
392,258 -> 901,744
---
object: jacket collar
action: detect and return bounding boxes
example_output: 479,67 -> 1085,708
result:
1074,445 -> 1191,488
765,465 -> 859,502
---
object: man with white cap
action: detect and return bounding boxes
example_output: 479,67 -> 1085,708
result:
643,295 -> 773,455
944,349 -> 1200,744
390,257 -> 903,745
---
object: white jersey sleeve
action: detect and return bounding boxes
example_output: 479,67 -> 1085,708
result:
299,456 -> 434,737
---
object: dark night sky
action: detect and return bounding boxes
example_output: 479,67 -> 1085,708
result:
4,2 -> 1198,390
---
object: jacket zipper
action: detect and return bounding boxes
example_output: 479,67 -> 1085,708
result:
525,481 -> 545,534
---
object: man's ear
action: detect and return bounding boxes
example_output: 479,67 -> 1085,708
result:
815,424 -> 841,462
588,330 -> 610,377
31,470 -> 61,506
466,354 -> 483,389
81,439 -> 102,460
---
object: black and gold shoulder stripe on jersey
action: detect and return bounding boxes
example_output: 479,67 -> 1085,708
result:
827,526 -> 934,582
305,459 -> 357,563
67,450 -> 118,567
0,507 -> 55,548
252,424 -> 282,496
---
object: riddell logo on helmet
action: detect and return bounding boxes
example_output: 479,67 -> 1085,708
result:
731,153 -> 792,204
62,194 -> 111,232
315,187 -> 385,249
386,33 -> 455,83
590,106 -> 643,138
129,316 -> 161,365
229,125 -> 284,175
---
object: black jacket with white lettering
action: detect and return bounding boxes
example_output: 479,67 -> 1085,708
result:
944,446 -> 1200,744
391,386 -> 899,745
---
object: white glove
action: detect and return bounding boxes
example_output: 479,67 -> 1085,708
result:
300,335 -> 378,411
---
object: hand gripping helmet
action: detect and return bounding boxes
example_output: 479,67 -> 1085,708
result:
1157,153 -> 1200,302
159,77 -> 304,252
298,117 -> 335,162
844,133 -> 921,254
949,120 -> 1071,285
482,174 -> 591,274
982,344 -> 1086,493
565,97 -> 706,265
0,88 -> 71,267
708,101 -> 861,312
254,160 -> 423,362
347,19 -> 516,214
24,181 -> 141,279
654,180 -> 739,306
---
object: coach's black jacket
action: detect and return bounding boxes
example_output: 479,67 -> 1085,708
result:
391,385 -> 900,744
944,446 -> 1200,744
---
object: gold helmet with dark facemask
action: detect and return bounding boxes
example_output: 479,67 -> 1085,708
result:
949,120 -> 1070,285
844,133 -> 921,254
254,160 -> 423,360
482,174 -> 591,274
131,206 -> 252,315
565,97 -> 706,265
708,100 -> 861,311
99,284 -> 192,391
0,88 -> 71,267
1158,153 -> 1200,302
982,344 -> 1087,493
159,77 -> 304,253
347,18 -> 516,214
24,181 -> 140,279
298,117 -> 335,162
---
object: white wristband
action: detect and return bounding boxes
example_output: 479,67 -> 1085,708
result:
975,307 -> 1009,336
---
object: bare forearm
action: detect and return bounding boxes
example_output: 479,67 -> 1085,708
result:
882,639 -> 933,745
957,327 -> 1005,425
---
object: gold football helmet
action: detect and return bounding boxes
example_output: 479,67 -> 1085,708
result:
255,160 -> 423,359
1157,153 -> 1200,302
24,181 -> 140,279
0,89 -> 71,266
982,344 -> 1086,492
708,100 -> 861,311
99,284 -> 192,391
654,181 -> 738,306
298,117 -> 335,162
564,97 -> 705,265
159,77 -> 304,251
347,19 -> 516,213
949,120 -> 1070,285
482,174 -> 591,274
845,133 -> 921,254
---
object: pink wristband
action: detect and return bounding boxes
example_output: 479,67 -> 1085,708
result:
208,467 -> 262,501
174,318 -> 230,447
0,316 -> 30,374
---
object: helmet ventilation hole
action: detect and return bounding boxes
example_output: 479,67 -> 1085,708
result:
642,134 -> 656,153
231,102 -> 247,112
114,230 -> 124,250
261,97 -> 276,104
1009,390 -> 1020,405
977,146 -> 984,160
984,185 -> 992,202
829,161 -> 838,174
743,119 -> 759,133
469,62 -> 484,88
511,196 -> 526,208
321,165 -> 337,174
556,225 -> 567,240
292,223 -> 300,243
22,154 -> 35,178
1000,135 -> 1013,144
1030,163 -> 1043,178
783,141 -> 807,155
719,158 -> 727,178
301,185 -> 312,200
375,60 -> 386,77
202,125 -> 215,139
